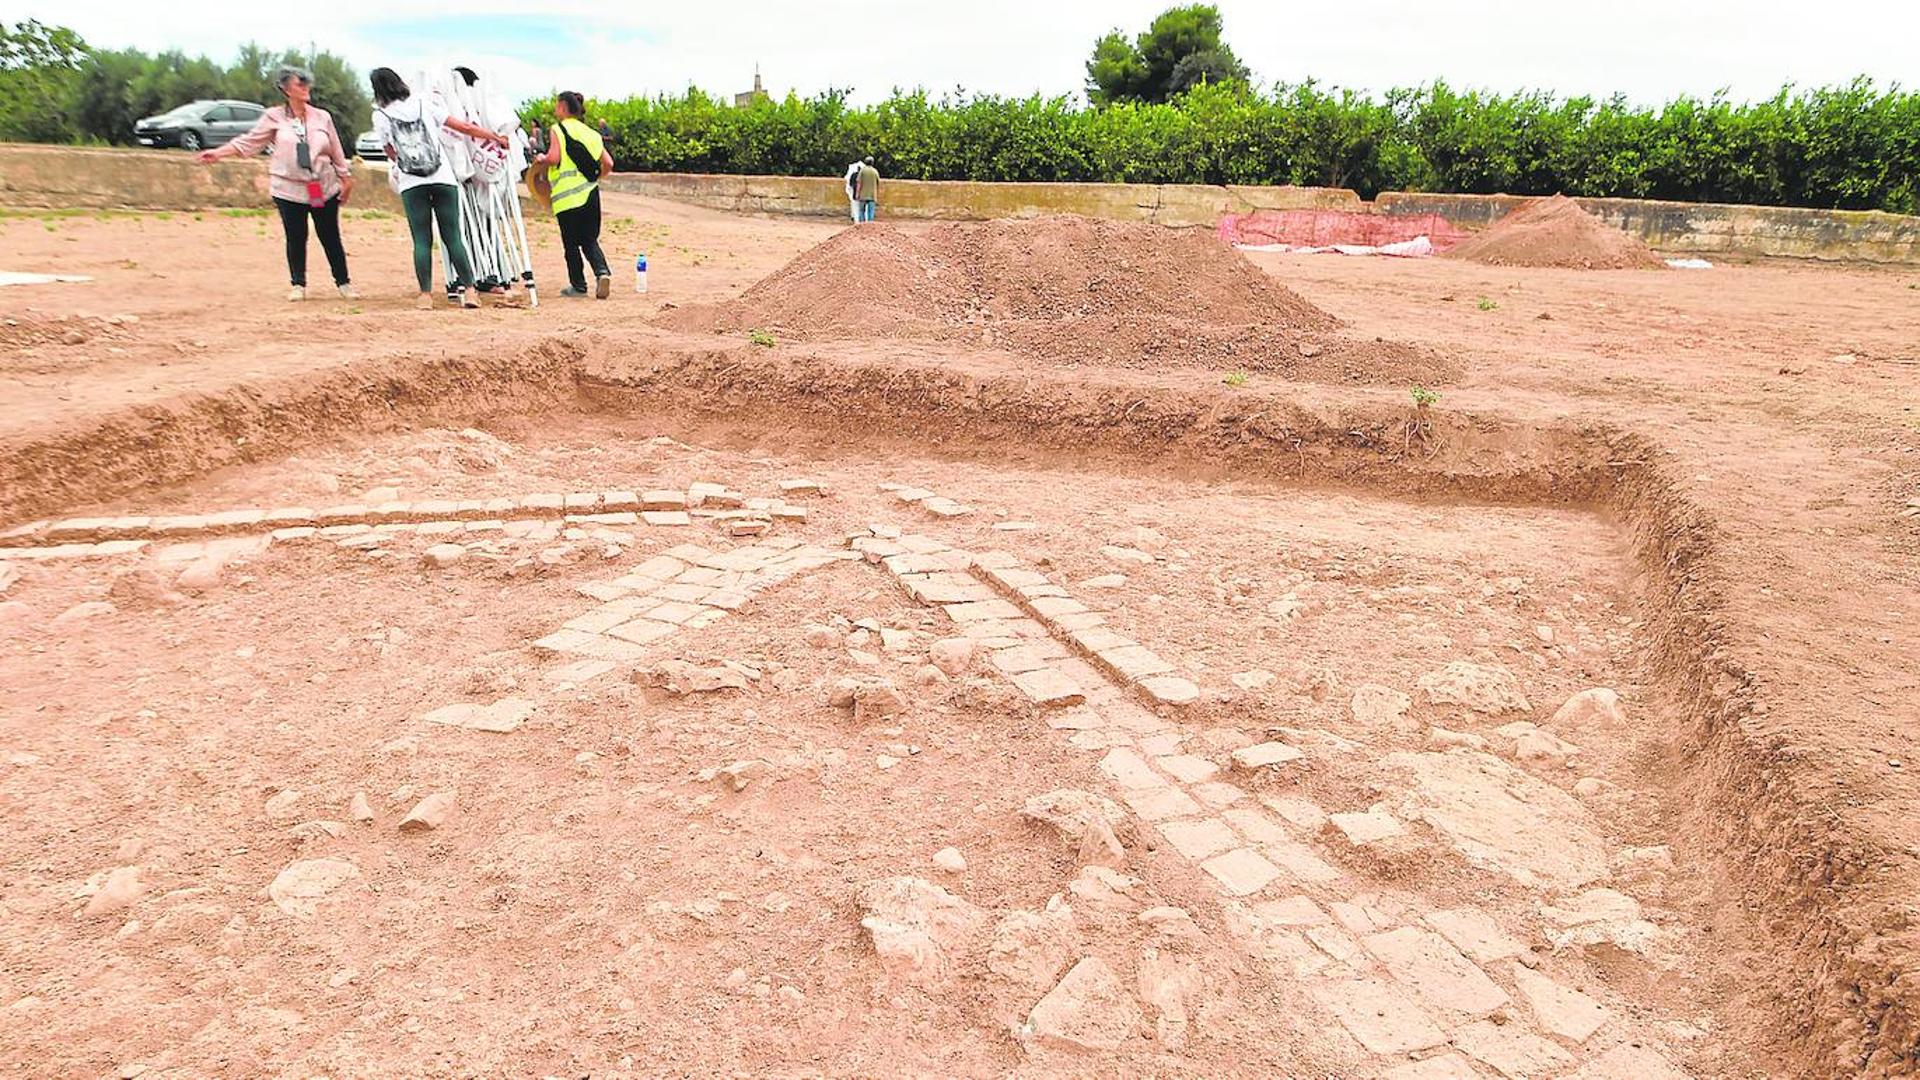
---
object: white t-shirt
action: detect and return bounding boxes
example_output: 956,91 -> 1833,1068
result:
371,95 -> 456,192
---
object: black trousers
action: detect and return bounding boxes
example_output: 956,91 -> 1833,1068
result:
555,188 -> 610,291
272,195 -> 350,288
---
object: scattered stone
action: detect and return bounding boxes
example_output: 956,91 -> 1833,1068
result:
1494,721 -> 1580,768
421,543 -> 466,568
1426,726 -> 1489,751
932,847 -> 967,874
422,698 -> 534,733
1230,669 -> 1276,691
1510,962 -> 1609,1042
858,876 -> 984,983
641,660 -> 750,696
83,865 -> 143,917
266,858 -> 361,917
1351,683 -> 1414,730
263,789 -> 303,822
1424,907 -> 1524,964
398,792 -> 455,832
1417,661 -> 1531,714
1140,675 -> 1200,707
1231,741 -> 1304,771
1362,927 -> 1509,1014
1022,956 -> 1141,1052
1199,848 -> 1282,896
1551,687 -> 1627,729
1539,888 -> 1661,955
702,759 -> 772,792
1112,525 -> 1168,552
1100,545 -> 1155,566
1021,789 -> 1130,867
52,600 -> 116,628
928,636 -> 977,676
1452,1018 -> 1574,1077
1572,777 -> 1613,798
1330,807 -> 1405,846
1081,574 -> 1128,589
1384,750 -> 1607,889
1313,977 -> 1447,1055
1012,667 -> 1087,708
347,792 -> 374,823
988,897 -> 1075,990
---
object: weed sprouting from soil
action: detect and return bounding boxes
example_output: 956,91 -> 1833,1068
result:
1404,386 -> 1441,456
748,329 -> 777,348
1223,371 -> 1249,388
1477,297 -> 1499,311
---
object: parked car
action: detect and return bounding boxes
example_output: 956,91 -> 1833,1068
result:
133,100 -> 267,152
354,128 -> 387,161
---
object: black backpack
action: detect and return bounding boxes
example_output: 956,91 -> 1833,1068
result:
557,121 -> 600,182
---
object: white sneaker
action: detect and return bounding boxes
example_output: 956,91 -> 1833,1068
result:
286,286 -> 305,302
336,284 -> 358,300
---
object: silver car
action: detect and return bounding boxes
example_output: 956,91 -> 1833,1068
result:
133,100 -> 267,152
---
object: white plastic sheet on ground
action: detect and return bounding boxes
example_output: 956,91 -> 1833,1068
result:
0,272 -> 91,287
1664,257 -> 1714,270
1233,236 -> 1435,258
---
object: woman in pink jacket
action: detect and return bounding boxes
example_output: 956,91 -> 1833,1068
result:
196,65 -> 356,301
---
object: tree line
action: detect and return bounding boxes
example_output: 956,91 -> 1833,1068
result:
575,80 -> 1919,213
3,16 -> 1916,214
0,20 -> 368,146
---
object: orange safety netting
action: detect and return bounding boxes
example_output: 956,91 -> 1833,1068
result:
1217,209 -> 1469,250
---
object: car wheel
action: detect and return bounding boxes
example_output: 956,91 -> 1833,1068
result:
180,130 -> 202,152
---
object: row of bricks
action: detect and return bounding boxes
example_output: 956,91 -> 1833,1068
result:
0,480 -> 830,547
965,559 -> 1200,708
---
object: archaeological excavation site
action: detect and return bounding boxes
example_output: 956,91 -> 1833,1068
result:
2,193 -> 1918,1080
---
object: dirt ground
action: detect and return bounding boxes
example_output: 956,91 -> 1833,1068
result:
2,192 -> 1919,1079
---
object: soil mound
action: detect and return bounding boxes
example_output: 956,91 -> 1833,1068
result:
1447,195 -> 1664,270
659,215 -> 1453,385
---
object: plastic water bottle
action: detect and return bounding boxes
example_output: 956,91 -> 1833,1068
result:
634,253 -> 649,294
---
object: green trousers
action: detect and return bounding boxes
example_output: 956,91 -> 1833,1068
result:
399,183 -> 475,293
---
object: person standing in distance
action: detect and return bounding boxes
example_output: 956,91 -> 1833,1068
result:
843,158 -> 862,223
532,91 -> 615,299
196,65 -> 355,302
855,155 -> 880,223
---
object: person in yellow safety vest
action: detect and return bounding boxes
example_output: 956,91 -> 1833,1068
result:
531,90 -> 615,298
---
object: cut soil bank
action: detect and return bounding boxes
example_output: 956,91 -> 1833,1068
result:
1447,195 -> 1666,270
658,215 -> 1455,385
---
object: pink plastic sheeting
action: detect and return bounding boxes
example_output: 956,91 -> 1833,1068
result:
1217,209 -> 1469,251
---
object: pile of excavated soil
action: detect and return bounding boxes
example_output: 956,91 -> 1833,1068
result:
1447,195 -> 1665,270
659,216 -> 1454,385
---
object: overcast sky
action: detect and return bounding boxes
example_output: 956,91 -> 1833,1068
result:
20,0 -> 1919,111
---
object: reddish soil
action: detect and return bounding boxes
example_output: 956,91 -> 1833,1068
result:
659,215 -> 1452,385
2,192 -> 1919,1078
1446,195 -> 1667,270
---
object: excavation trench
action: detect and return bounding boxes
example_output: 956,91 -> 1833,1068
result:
0,336 -> 1909,1076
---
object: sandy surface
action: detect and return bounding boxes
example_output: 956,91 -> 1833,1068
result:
2,192 -> 1919,1078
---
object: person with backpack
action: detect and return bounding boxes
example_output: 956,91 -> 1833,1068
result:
196,65 -> 355,302
368,66 -> 508,310
531,91 -> 614,299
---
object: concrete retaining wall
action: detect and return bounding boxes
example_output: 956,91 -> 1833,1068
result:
0,143 -> 403,215
605,171 -> 1920,264
1375,191 -> 1920,264
6,144 -> 1917,263
600,172 -> 1363,227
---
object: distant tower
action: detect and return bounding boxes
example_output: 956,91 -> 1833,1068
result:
736,65 -> 769,107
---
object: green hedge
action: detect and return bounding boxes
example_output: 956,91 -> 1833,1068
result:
552,80 -> 1919,213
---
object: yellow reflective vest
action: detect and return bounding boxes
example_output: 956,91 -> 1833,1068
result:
547,117 -> 605,215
